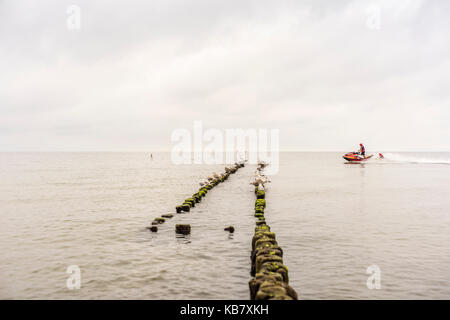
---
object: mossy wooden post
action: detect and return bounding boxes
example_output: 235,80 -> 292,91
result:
256,190 -> 265,199
153,217 -> 166,224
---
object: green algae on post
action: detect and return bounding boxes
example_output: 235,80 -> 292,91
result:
255,199 -> 266,208
256,190 -> 265,199
152,217 -> 166,224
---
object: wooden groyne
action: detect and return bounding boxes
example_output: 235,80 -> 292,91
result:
146,160 -> 298,300
249,162 -> 298,300
147,162 -> 245,233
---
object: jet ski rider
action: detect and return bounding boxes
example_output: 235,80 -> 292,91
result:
359,143 -> 365,158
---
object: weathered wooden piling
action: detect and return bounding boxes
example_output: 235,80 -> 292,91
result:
152,217 -> 166,225
224,226 -> 235,233
176,224 -> 191,235
249,163 -> 298,300
256,190 -> 265,199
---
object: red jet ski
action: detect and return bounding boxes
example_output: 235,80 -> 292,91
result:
343,152 -> 373,162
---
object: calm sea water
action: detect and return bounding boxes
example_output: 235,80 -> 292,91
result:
0,152 -> 449,299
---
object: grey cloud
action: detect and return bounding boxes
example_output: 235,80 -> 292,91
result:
0,0 -> 449,151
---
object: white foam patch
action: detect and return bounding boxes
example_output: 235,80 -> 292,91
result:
382,153 -> 450,165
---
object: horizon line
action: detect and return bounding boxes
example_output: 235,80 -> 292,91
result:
1,150 -> 449,153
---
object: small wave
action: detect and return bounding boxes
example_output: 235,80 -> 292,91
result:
383,153 -> 450,165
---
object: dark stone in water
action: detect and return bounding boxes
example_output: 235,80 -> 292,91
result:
147,226 -> 158,232
224,226 -> 235,233
162,214 -> 173,218
176,224 -> 191,235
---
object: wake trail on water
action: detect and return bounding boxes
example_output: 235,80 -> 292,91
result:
382,153 -> 450,165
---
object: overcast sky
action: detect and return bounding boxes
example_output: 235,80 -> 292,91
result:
1,0 -> 449,151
